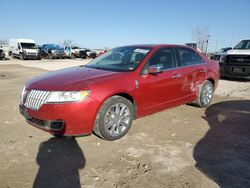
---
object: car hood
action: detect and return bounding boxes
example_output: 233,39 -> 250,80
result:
227,49 -> 250,55
26,66 -> 122,91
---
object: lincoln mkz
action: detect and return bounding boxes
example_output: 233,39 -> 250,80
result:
19,44 -> 219,140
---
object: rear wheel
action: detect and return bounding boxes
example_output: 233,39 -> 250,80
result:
94,96 -> 134,140
193,80 -> 214,107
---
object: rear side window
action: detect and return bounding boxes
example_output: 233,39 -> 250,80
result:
176,48 -> 204,67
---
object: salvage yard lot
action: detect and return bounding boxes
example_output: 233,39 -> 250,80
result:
0,58 -> 250,188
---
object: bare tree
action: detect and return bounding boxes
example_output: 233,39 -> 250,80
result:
192,27 -> 210,53
60,39 -> 73,47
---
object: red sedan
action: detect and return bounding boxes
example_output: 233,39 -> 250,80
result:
19,44 -> 219,140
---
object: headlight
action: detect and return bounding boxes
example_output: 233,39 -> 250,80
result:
46,90 -> 90,103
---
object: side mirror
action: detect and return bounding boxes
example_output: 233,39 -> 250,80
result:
147,65 -> 163,74
18,46 -> 21,50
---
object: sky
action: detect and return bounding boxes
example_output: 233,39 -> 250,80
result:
0,0 -> 249,51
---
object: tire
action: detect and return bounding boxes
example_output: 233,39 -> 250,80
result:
193,80 -> 214,108
71,53 -> 76,59
94,96 -> 134,140
48,53 -> 53,59
20,53 -> 24,60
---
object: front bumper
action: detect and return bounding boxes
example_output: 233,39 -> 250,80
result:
19,97 -> 99,136
76,51 -> 87,58
23,53 -> 39,59
220,64 -> 250,79
0,53 -> 5,59
51,52 -> 65,58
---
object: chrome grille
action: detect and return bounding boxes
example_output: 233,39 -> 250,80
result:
226,55 -> 250,65
27,52 -> 37,55
24,90 -> 51,111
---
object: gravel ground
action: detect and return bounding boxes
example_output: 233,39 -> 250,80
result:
0,58 -> 249,188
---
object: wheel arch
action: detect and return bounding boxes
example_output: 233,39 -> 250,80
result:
112,93 -> 137,118
207,77 -> 215,88
100,92 -> 137,119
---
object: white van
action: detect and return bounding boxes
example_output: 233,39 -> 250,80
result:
9,39 -> 41,60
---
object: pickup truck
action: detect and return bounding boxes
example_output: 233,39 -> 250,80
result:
219,39 -> 250,79
64,46 -> 87,59
84,49 -> 97,58
41,44 -> 65,59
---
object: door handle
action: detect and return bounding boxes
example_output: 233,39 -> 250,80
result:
172,74 -> 182,78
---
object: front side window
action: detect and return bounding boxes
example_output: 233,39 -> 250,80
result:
176,48 -> 204,67
86,47 -> 151,72
148,48 -> 176,69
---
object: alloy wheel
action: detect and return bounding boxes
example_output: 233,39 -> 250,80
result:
104,103 -> 131,137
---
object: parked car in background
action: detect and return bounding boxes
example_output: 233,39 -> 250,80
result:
97,50 -> 108,57
19,44 -> 219,140
219,39 -> 250,79
9,39 -> 41,60
84,49 -> 97,58
0,48 -> 5,60
64,46 -> 87,59
41,44 -> 65,59
210,47 -> 232,61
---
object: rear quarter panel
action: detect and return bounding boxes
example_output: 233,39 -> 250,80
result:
206,59 -> 220,90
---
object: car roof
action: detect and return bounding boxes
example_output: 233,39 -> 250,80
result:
120,44 -> 190,49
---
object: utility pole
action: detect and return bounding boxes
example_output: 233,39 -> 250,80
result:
215,40 -> 218,52
205,35 -> 210,56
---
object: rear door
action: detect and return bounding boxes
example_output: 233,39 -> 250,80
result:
174,47 -> 207,98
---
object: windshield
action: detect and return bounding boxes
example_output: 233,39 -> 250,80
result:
21,43 -> 37,49
86,46 -> 151,72
51,45 -> 62,50
234,40 -> 250,49
44,44 -> 62,50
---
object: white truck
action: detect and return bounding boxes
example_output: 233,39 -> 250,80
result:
219,39 -> 250,79
9,39 -> 41,60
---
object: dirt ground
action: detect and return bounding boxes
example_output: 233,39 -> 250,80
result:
0,58 -> 250,188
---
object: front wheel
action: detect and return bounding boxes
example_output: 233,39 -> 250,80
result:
71,53 -> 76,59
94,96 -> 134,140
193,80 -> 214,108
48,53 -> 53,59
20,53 -> 24,60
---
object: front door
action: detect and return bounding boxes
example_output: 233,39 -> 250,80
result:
136,48 -> 184,115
